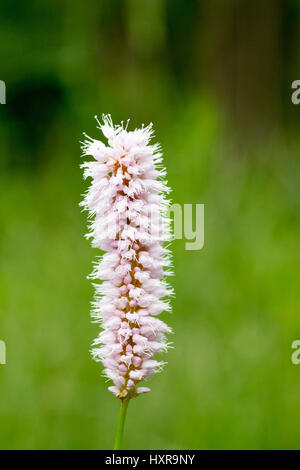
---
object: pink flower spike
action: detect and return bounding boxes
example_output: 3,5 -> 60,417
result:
81,115 -> 173,403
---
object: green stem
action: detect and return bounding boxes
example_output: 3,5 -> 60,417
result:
113,398 -> 129,450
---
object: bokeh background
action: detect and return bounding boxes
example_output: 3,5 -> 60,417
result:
1,0 -> 300,450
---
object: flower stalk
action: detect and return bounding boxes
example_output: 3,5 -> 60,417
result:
113,398 -> 129,450
81,115 -> 173,447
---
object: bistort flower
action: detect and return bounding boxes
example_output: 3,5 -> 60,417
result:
81,115 -> 173,400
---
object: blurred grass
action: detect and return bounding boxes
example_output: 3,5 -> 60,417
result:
1,0 -> 300,450
0,93 -> 300,449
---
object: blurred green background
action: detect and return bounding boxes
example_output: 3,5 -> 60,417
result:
1,0 -> 300,450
